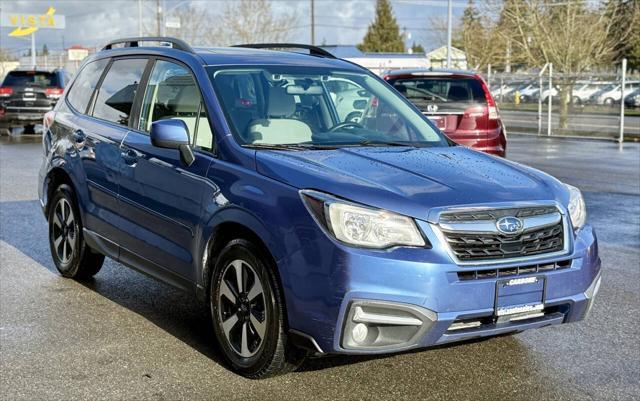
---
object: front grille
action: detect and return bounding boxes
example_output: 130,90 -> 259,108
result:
440,206 -> 558,222
438,206 -> 566,262
457,260 -> 571,281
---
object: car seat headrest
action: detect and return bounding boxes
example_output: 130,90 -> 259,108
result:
267,86 -> 295,117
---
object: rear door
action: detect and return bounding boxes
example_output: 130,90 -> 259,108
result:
53,58 -> 121,240
387,75 -> 490,148
77,57 -> 148,240
117,58 -> 214,282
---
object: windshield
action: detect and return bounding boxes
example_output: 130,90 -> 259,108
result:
2,71 -> 59,87
207,66 -> 449,148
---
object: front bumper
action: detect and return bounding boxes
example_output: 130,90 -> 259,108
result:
283,222 -> 600,355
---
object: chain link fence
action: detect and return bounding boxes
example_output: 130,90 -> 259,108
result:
485,64 -> 640,142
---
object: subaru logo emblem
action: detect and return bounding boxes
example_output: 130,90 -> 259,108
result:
496,216 -> 524,235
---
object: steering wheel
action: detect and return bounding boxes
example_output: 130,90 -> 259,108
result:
329,121 -> 363,132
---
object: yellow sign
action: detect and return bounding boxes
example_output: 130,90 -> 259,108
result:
2,7 -> 66,37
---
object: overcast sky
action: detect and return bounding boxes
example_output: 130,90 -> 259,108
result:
0,0 -> 466,56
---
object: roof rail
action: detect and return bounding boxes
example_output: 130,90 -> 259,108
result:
102,37 -> 195,53
232,43 -> 336,59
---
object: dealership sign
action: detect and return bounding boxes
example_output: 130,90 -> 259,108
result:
1,7 -> 65,37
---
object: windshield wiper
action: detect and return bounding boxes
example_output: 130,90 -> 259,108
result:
242,143 -> 338,151
357,140 -> 419,148
243,143 -> 307,151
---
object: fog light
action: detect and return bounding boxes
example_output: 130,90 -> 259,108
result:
342,300 -> 436,351
352,323 -> 368,344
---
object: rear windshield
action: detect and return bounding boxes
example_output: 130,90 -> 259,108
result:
2,71 -> 60,87
388,77 -> 485,106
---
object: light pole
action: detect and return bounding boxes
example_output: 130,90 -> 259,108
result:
310,0 -> 315,45
31,33 -> 36,67
138,0 -> 143,36
446,0 -> 452,68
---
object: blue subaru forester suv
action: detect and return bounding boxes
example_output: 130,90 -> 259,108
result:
39,37 -> 601,378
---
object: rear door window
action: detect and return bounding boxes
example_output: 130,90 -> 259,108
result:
92,58 -> 148,126
2,71 -> 60,87
66,59 -> 109,114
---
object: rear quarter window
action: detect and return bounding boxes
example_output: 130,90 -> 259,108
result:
66,59 -> 109,114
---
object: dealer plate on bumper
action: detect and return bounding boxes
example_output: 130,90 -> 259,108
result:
495,276 -> 545,317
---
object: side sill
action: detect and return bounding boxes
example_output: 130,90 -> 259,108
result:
83,228 -> 196,295
83,228 -> 119,260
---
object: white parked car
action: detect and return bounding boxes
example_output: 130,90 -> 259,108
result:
537,86 -> 558,102
572,82 -> 610,104
595,82 -> 639,106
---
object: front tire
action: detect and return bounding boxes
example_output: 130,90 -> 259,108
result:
48,184 -> 104,279
210,239 -> 305,378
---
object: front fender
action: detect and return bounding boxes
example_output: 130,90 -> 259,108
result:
197,205 -> 287,298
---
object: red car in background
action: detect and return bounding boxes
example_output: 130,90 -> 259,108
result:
384,69 -> 506,157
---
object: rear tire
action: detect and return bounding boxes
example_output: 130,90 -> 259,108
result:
48,184 -> 104,279
210,239 -> 305,379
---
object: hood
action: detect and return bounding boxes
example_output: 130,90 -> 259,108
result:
256,146 -> 568,221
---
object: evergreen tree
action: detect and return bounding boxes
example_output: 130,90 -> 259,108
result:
453,0 -> 499,70
411,42 -> 425,53
358,0 -> 404,53
604,0 -> 640,71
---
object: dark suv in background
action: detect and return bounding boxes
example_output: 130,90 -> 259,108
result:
0,68 -> 69,135
384,69 -> 507,157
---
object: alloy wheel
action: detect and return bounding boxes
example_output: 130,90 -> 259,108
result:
218,259 -> 267,358
51,198 -> 76,264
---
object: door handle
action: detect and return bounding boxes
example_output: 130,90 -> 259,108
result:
121,148 -> 138,166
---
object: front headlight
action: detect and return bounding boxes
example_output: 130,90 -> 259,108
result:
301,190 -> 426,249
566,184 -> 586,229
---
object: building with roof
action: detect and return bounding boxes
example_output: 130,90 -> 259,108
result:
321,45 -> 431,76
426,46 -> 467,70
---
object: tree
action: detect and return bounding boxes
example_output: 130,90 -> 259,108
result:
42,44 -> 49,57
411,42 -> 425,54
170,0 -> 298,46
499,0 -> 636,129
453,0 -> 502,71
358,0 -> 404,53
215,0 -> 298,45
604,0 -> 640,71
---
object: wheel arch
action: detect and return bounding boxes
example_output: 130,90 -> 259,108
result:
199,209 -> 288,309
44,166 -> 77,219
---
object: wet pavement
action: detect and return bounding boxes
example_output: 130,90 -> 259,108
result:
1,135 -> 638,401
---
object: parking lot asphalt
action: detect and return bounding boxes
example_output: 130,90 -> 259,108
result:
1,135 -> 638,401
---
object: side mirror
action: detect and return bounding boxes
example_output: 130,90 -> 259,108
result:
150,119 -> 195,166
